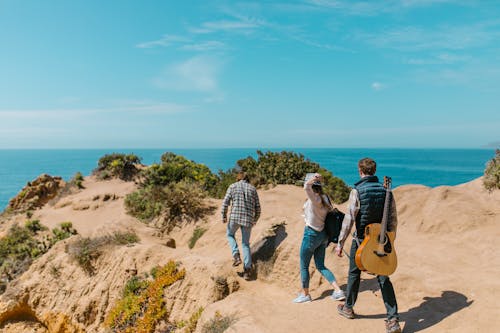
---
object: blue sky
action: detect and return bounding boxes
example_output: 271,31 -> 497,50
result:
0,0 -> 499,149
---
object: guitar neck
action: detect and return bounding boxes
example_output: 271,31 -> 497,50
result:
379,176 -> 392,245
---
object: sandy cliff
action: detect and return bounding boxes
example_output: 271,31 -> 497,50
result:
0,176 -> 499,332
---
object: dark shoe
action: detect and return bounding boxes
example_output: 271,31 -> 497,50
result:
385,318 -> 401,333
337,304 -> 355,319
232,254 -> 241,267
242,268 -> 251,281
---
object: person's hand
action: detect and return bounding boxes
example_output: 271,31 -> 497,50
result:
313,173 -> 322,182
335,245 -> 343,257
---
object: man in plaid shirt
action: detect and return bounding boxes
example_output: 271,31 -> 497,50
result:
222,171 -> 261,280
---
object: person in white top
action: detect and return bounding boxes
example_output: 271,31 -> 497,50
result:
293,172 -> 346,303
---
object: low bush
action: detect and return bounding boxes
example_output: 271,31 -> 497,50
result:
122,275 -> 149,297
201,311 -> 237,333
113,231 -> 140,245
66,237 -> 106,275
124,187 -> 165,222
237,150 -> 351,203
483,149 -> 500,192
0,220 -> 75,290
51,221 -> 77,244
105,260 -> 186,333
66,231 -> 139,275
125,180 -> 214,233
94,153 -> 142,181
140,152 -> 218,192
71,171 -> 85,189
25,219 -> 46,233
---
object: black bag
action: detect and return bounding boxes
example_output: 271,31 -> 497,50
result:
324,208 -> 345,244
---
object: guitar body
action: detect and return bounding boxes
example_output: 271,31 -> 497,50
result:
355,223 -> 397,276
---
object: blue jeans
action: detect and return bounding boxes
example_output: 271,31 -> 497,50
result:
227,221 -> 252,270
300,226 -> 336,289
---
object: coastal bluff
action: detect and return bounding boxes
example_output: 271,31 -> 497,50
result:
0,175 -> 499,332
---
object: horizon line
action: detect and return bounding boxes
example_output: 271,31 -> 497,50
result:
0,146 -> 496,151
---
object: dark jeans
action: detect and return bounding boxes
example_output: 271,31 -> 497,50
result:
345,240 -> 399,320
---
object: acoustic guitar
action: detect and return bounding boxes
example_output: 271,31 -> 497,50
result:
355,176 -> 397,276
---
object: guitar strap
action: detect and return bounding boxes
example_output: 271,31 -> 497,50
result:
352,231 -> 361,247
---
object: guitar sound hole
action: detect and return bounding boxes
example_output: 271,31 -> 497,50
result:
377,233 -> 393,254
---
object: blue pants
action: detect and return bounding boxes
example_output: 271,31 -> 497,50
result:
227,221 -> 252,270
300,226 -> 336,289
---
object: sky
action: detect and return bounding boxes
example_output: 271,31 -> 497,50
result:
0,0 -> 499,149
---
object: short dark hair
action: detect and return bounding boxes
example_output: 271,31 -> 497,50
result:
358,158 -> 377,175
236,171 -> 249,181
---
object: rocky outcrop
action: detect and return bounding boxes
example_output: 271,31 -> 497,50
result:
7,174 -> 65,212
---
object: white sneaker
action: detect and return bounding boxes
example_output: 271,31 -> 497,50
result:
293,293 -> 312,303
331,290 -> 346,301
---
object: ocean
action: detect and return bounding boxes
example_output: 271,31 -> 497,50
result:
0,148 -> 495,211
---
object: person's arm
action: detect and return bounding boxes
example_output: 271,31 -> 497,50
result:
221,185 -> 233,223
335,189 -> 359,256
304,173 -> 322,206
254,190 -> 261,223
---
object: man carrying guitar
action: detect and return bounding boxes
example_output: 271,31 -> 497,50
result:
335,158 -> 401,333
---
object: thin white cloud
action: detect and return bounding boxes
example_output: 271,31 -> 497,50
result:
354,21 -> 500,52
180,41 -> 226,51
406,53 -> 470,65
305,0 -> 470,15
153,56 -> 223,93
371,82 -> 385,91
189,19 -> 263,34
136,34 -> 189,49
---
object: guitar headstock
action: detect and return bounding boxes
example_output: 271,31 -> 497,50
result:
383,176 -> 392,189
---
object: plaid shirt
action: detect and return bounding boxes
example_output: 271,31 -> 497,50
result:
337,188 -> 398,249
221,180 -> 261,227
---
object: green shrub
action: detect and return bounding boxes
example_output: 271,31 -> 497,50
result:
25,219 -> 46,233
0,220 -> 80,290
66,232 -> 140,275
140,152 -> 218,192
51,221 -> 77,244
71,171 -> 85,189
188,226 -> 207,249
124,186 -> 165,222
236,150 -> 350,203
0,222 -> 55,288
201,311 -> 237,333
126,180 -> 214,233
483,149 -> 500,192
113,231 -> 140,245
94,153 -> 142,181
66,236 -> 107,275
123,276 -> 148,297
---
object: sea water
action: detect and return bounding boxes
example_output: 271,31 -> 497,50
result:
0,148 -> 495,210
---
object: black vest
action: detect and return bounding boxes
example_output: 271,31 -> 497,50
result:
354,175 -> 386,239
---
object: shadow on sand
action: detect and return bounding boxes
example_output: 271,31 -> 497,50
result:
353,289 -> 473,332
400,291 -> 473,332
